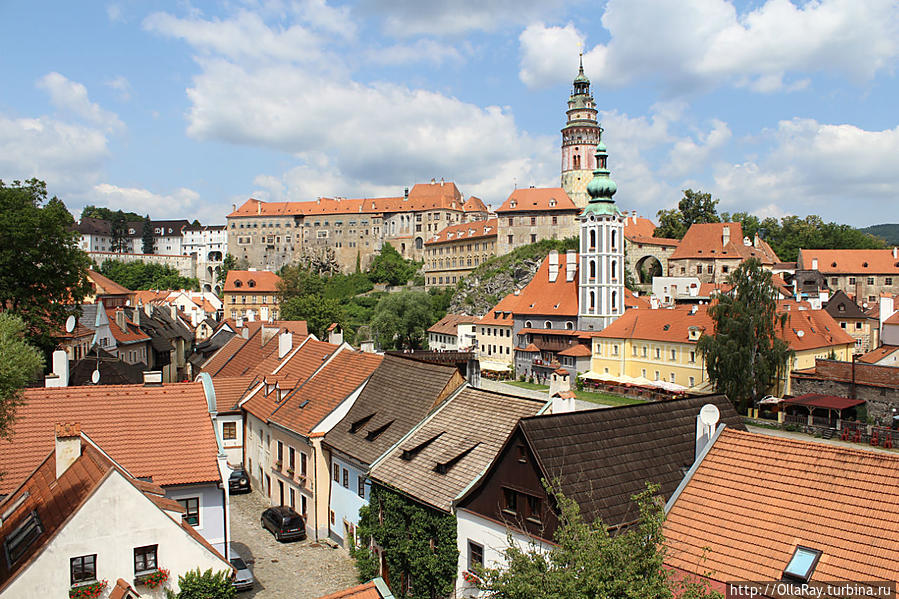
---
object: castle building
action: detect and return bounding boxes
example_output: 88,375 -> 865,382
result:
560,55 -> 602,209
424,218 -> 498,288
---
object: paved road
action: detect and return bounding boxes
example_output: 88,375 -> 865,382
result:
230,491 -> 359,598
478,378 -> 608,411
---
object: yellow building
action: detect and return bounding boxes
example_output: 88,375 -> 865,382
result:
223,269 -> 282,321
424,218 -> 497,288
589,303 -> 855,396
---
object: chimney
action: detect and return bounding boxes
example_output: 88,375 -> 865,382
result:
257,201 -> 261,215
404,187 -> 409,200
115,309 -> 126,331
242,327 -> 249,339
44,349 -> 70,388
548,251 -> 560,283
565,250 -> 577,282
247,310 -> 256,322
236,316 -> 244,328
170,304 -> 177,320
261,325 -> 278,346
513,289 -> 521,296
232,203 -> 236,213
631,210 -> 637,224
278,331 -> 293,359
812,258 -> 818,270
55,423 -> 81,479
548,369 -> 570,397
328,324 -> 343,345
722,226 -> 730,247
695,404 -> 720,460
893,247 -> 898,259
360,340 -> 375,353
133,306 -> 140,327
260,306 -> 270,322
549,371 -> 575,414
143,371 -> 163,386
881,293 -> 895,336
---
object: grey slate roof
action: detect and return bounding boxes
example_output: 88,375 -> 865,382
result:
517,394 -> 744,528
370,386 -> 546,513
824,289 -> 869,320
323,355 -> 462,466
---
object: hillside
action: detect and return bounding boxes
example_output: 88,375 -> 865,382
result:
859,223 -> 899,245
448,237 -> 578,316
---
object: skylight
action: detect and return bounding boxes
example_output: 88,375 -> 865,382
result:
783,546 -> 821,582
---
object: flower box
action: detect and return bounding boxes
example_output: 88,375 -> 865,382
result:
69,580 -> 107,599
135,568 -> 169,589
462,570 -> 481,585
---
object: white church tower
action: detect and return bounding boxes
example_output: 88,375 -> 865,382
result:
578,141 -> 625,332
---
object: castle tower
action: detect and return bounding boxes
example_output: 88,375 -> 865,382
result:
561,54 -> 602,209
577,142 -> 625,332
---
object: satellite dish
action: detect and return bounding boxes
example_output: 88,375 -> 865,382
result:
91,369 -> 100,385
797,330 -> 805,338
699,404 -> 720,427
65,315 -> 76,334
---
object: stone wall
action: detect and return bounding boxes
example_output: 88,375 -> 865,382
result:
625,240 -> 676,287
791,359 -> 899,424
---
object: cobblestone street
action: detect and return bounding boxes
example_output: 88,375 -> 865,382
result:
230,491 -> 359,598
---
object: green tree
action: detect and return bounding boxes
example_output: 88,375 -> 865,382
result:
0,179 -> 92,354
754,215 -> 886,262
353,485 -> 458,599
368,243 -> 420,287
654,190 -> 720,239
0,314 -> 45,439
109,210 -> 129,253
477,483 -> 720,599
697,259 -> 793,412
218,254 -> 246,288
80,205 -> 144,222
142,216 -> 155,254
99,260 -> 199,290
280,295 -> 345,338
371,290 -> 433,349
165,568 -> 235,599
278,264 -> 326,302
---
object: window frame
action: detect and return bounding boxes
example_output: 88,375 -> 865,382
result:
70,554 -> 97,585
467,540 -> 484,572
178,497 -> 200,526
222,421 -> 237,440
134,544 -> 158,575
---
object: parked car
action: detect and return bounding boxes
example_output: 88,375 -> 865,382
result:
229,467 -> 251,494
261,506 -> 306,542
230,552 -> 255,592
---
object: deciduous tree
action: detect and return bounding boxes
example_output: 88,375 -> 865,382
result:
371,290 -> 433,349
142,216 -> 155,254
280,294 -> 345,338
0,314 -> 44,439
654,190 -> 720,239
368,243 -> 420,287
165,568 -> 235,599
697,258 -> 793,411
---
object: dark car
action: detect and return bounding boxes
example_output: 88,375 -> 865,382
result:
230,552 -> 255,592
229,468 -> 251,494
261,506 -> 306,542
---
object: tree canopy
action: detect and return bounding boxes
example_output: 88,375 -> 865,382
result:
368,242 -> 421,287
0,179 -> 92,354
99,260 -> 199,291
280,294 -> 345,338
697,259 -> 793,411
0,314 -> 45,439
80,205 -> 145,223
654,190 -> 720,239
371,290 -> 434,349
477,483 -> 720,599
142,216 -> 155,254
165,568 -> 235,599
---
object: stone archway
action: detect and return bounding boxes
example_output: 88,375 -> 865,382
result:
635,255 -> 664,284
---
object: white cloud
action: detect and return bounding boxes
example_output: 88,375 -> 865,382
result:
361,0 -> 567,37
364,39 -> 466,67
520,0 -> 899,92
90,183 -> 215,221
37,73 -> 125,132
106,3 -> 124,22
105,76 -> 132,101
667,119 -> 732,176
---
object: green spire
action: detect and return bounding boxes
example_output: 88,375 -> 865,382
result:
581,142 -> 622,218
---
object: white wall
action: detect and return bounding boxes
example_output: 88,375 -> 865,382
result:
3,471 -> 230,599
217,413 -> 244,467
455,508 -> 552,599
165,483 -> 226,554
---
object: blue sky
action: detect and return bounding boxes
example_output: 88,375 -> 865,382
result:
1,0 -> 897,227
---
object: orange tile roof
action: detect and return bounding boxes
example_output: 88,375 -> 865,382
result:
134,289 -> 171,305
316,580 -> 383,599
558,344 -> 591,357
462,196 -> 488,213
664,428 -> 899,584
593,305 -> 714,343
858,345 -> 899,364
425,218 -> 497,245
210,323 -> 310,378
224,270 -> 282,294
624,234 -> 680,247
427,314 -> 480,335
105,307 -> 151,344
799,248 -> 899,274
623,216 -> 656,238
201,334 -> 248,375
268,351 -> 384,435
478,292 -> 521,326
86,269 -> 133,296
211,376 -> 257,411
624,288 -> 650,309
886,311 -> 899,325
780,305 -> 856,350
0,382 -> 220,494
670,222 -> 779,263
513,252 -> 579,316
495,187 -> 578,213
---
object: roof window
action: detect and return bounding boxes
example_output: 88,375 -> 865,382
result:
4,510 -> 43,565
434,442 -> 480,475
366,420 -> 394,442
350,413 -> 375,434
401,432 -> 444,461
783,546 -> 821,582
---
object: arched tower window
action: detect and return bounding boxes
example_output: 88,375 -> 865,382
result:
544,321 -> 552,329
589,291 -> 595,310
612,290 -> 618,310
573,154 -> 581,170
611,260 -> 617,280
589,260 -> 596,280
611,230 -> 617,249
589,229 -> 596,251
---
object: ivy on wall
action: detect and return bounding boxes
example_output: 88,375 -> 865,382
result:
353,484 -> 459,599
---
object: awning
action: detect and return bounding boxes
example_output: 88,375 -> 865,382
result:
783,394 -> 864,411
479,360 -> 512,371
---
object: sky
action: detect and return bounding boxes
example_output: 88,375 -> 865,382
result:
1,0 -> 897,227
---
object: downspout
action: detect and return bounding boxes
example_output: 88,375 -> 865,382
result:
311,438 -> 320,541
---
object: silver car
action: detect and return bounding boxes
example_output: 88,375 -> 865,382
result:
230,553 -> 255,592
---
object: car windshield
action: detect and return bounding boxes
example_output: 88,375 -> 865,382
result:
230,557 -> 247,570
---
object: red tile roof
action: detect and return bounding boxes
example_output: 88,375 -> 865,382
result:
224,270 -> 282,294
782,393 -> 864,410
886,310 -> 899,325
623,216 -> 656,238
495,187 -> 578,213
799,248 -> 899,274
0,382 -> 220,494
427,314 -> 480,335
208,323 -> 311,378
858,345 -> 899,364
462,196 -> 488,213
624,234 -> 680,247
316,580 -> 383,599
105,307 -> 151,344
593,305 -> 714,343
86,269 -> 133,296
664,428 -> 899,585
478,292 -> 521,326
211,376 -> 257,412
513,252 -> 579,316
425,218 -> 497,245
558,344 -> 592,357
780,306 -> 855,350
624,288 -> 650,309
670,222 -> 779,263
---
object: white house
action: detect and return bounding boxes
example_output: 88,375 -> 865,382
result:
0,426 -> 232,598
427,315 -> 480,351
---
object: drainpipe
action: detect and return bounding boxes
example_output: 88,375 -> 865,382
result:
850,354 -> 857,400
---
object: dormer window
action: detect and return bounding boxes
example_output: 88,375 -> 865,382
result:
783,546 -> 821,582
510,200 -> 517,208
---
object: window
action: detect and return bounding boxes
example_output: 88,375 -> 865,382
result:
526,495 -> 542,523
222,422 -> 236,440
840,322 -> 847,329
358,476 -> 366,498
696,265 -> 702,274
468,541 -> 484,571
301,494 -> 308,515
289,447 -> 296,472
655,348 -> 661,359
530,217 -> 536,226
886,277 -> 893,285
552,216 -> 558,225
867,277 -> 875,285
849,277 -> 856,285
502,488 -> 517,515
277,441 -> 283,464
689,377 -> 695,387
71,554 -> 97,585
783,546 -> 821,582
722,265 -> 729,273
507,235 -> 513,245
670,349 -> 677,361
342,468 -> 349,488
301,452 -> 307,477
178,497 -> 200,526
4,511 -> 42,564
134,545 -> 158,574
856,322 -> 863,329
333,463 -> 340,482
290,488 -> 295,509
530,234 -> 536,243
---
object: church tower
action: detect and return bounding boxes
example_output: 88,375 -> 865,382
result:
561,54 -> 602,209
578,141 -> 625,332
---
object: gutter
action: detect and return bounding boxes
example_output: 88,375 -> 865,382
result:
664,422 -> 725,515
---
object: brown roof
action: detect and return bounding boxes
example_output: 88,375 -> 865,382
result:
268,350 -> 384,435
224,270 -> 282,294
514,252 -> 579,317
370,387 -> 545,513
799,248 -> 899,274
0,382 -> 220,494
516,395 -> 743,528
425,218 -> 497,245
664,428 -> 899,584
782,393 -> 864,411
427,314 -> 480,335
462,196 -> 488,213
86,269 -> 133,296
478,292 -> 521,326
824,289 -> 868,320
495,187 -> 578,213
858,345 -> 899,364
324,355 -> 464,466
316,580 -> 383,599
105,307 -> 151,344
670,223 -> 779,263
